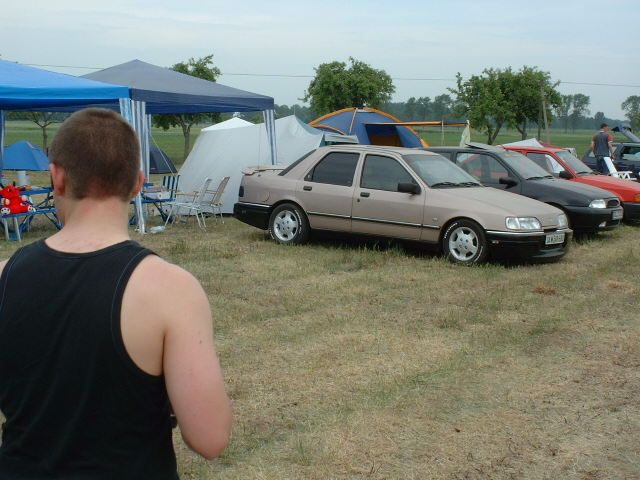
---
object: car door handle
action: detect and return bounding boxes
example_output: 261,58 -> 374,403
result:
360,192 -> 370,197
303,186 -> 312,191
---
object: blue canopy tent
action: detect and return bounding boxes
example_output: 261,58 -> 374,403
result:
4,140 -> 49,171
309,107 -> 427,148
0,60 -> 144,229
81,60 -> 278,178
0,59 -> 130,170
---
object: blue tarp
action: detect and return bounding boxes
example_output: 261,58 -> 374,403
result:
82,60 -> 274,114
3,141 -> 49,171
0,59 -> 130,110
309,108 -> 424,148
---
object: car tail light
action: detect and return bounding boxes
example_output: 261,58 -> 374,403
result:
239,186 -> 245,197
634,193 -> 640,203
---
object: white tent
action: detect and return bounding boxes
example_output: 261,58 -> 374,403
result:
179,115 -> 328,214
503,138 -> 545,148
201,117 -> 253,131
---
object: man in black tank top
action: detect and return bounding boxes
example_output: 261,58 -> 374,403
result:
0,109 -> 232,480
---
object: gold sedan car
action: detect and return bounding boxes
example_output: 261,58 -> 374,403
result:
234,145 -> 572,264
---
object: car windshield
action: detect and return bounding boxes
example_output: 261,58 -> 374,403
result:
555,150 -> 592,175
498,151 -> 553,180
403,153 -> 482,188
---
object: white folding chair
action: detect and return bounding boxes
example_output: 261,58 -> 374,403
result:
163,177 -> 212,230
202,176 -> 230,226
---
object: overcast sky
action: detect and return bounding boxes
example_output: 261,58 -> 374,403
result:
2,0 -> 639,119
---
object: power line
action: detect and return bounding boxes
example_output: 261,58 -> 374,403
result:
20,62 -> 640,88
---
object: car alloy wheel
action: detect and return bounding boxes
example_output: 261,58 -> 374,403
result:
268,203 -> 310,245
442,219 -> 488,264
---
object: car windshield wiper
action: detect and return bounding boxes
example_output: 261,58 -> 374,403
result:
458,181 -> 482,187
430,181 -> 460,188
526,175 -> 553,180
576,171 -> 592,176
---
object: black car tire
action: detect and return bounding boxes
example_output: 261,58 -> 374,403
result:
268,203 -> 310,245
442,219 -> 488,264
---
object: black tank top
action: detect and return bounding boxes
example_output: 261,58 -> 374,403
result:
0,240 -> 178,480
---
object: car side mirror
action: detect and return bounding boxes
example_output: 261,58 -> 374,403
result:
498,176 -> 518,187
397,182 -> 421,194
558,170 -> 572,180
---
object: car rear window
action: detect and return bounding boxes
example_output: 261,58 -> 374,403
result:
305,152 -> 360,187
278,150 -> 314,176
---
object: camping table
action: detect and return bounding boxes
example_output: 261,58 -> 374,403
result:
0,187 -> 60,241
1,208 -> 62,241
130,185 -> 174,224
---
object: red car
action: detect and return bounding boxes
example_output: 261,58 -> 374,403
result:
504,145 -> 640,224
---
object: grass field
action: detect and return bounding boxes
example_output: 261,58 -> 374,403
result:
0,211 -> 638,479
3,120 -> 631,166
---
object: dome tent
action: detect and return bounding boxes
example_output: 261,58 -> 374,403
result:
309,107 -> 427,148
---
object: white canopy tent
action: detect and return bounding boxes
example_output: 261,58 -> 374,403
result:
201,117 -> 253,131
179,115 -> 350,214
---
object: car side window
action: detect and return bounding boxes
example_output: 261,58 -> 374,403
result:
360,155 -> 415,191
526,152 -> 549,170
456,152 -> 507,183
305,152 -> 360,186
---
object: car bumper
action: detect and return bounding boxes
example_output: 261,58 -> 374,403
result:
233,202 -> 271,230
485,228 -> 572,262
564,206 -> 623,233
622,202 -> 640,224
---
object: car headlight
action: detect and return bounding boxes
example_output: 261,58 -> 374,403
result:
505,217 -> 542,230
589,199 -> 607,209
557,214 -> 568,229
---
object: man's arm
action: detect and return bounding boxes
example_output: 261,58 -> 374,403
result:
0,260 -> 7,278
159,263 -> 233,460
125,257 -> 233,460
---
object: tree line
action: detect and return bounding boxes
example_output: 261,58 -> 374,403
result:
5,55 -> 637,154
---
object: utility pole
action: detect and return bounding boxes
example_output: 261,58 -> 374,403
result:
541,86 -> 550,144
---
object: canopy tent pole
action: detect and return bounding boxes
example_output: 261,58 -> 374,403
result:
0,110 -> 5,175
119,98 -> 146,234
263,109 -> 277,165
145,114 -> 153,179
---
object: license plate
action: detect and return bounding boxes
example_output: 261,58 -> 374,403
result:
545,233 -> 565,245
612,209 -> 623,220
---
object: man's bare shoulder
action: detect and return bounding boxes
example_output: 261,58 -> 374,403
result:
128,255 -> 209,322
0,260 -> 7,277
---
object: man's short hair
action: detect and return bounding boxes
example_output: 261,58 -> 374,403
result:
50,108 -> 140,201
600,123 -> 608,129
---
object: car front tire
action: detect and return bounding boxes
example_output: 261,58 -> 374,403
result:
268,203 -> 310,245
442,219 -> 488,264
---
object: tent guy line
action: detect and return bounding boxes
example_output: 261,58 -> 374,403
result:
18,63 -> 640,89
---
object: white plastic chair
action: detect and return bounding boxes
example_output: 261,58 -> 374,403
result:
164,177 -> 212,230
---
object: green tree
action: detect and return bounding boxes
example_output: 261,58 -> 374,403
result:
416,96 -> 432,120
554,95 -> 573,133
569,94 -> 590,132
450,68 -> 516,144
431,94 -> 453,120
510,66 -> 560,140
303,57 -> 395,115
621,95 -> 640,130
153,54 -> 221,160
405,97 -> 417,120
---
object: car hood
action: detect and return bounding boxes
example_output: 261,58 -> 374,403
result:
434,186 -> 562,224
527,178 -> 616,205
573,174 -> 640,200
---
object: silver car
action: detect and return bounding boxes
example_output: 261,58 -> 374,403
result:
234,145 -> 572,263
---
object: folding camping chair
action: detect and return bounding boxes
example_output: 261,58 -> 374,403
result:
201,176 -> 230,226
163,177 -> 212,230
